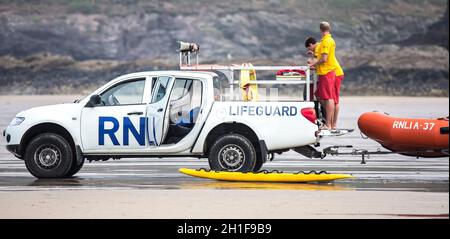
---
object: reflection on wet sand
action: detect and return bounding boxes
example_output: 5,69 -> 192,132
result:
180,181 -> 352,191
28,178 -> 85,187
27,177 -> 352,191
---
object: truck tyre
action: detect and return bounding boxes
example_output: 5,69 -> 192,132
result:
24,133 -> 73,179
64,157 -> 85,178
253,155 -> 264,172
208,134 -> 256,172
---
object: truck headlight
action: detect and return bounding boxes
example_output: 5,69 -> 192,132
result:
9,117 -> 25,126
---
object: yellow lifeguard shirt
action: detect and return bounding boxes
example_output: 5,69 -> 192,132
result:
316,33 -> 342,76
335,61 -> 344,77
314,42 -> 321,59
334,48 -> 344,76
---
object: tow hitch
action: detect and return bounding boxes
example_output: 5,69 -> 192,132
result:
293,145 -> 325,159
294,144 -> 396,164
322,145 -> 399,164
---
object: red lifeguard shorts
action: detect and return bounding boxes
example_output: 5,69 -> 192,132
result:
334,75 -> 344,104
315,71 -> 336,101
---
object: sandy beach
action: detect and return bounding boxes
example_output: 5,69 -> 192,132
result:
0,189 -> 448,219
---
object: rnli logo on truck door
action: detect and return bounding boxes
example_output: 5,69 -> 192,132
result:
98,116 -> 147,146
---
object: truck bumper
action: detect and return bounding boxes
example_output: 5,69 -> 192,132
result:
4,127 -> 23,159
6,144 -> 23,159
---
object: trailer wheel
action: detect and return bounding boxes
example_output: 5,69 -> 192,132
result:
24,133 -> 73,179
208,134 -> 256,172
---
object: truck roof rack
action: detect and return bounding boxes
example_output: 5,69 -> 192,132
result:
177,41 -> 317,101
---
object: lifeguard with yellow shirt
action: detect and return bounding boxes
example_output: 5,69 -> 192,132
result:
306,21 -> 344,130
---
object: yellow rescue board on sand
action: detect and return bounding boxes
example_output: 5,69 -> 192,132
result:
179,168 -> 353,183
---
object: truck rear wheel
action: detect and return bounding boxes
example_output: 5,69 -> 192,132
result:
208,134 -> 256,172
24,133 -> 73,179
253,155 -> 264,172
64,157 -> 85,178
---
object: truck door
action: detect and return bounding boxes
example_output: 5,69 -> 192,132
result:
146,76 -> 174,146
81,77 -> 150,151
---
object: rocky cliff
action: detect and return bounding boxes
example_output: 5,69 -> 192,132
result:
0,0 -> 448,96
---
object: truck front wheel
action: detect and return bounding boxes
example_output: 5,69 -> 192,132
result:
208,134 -> 256,172
24,133 -> 73,179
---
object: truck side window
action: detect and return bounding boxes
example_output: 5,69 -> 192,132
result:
171,79 -> 193,101
100,79 -> 145,106
151,76 -> 171,103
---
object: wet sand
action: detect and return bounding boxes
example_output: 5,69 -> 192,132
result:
0,95 -> 448,218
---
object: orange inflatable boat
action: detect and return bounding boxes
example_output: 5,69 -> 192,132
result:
358,112 -> 449,158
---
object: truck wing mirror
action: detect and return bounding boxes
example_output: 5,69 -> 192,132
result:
86,95 -> 102,107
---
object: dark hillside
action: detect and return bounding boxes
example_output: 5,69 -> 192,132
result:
0,0 -> 448,96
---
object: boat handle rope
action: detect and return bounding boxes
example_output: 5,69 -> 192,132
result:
195,168 -> 329,175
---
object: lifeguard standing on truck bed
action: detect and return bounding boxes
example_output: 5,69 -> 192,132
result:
307,21 -> 342,130
312,37 -> 345,130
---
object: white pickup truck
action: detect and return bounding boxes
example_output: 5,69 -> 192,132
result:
4,43 -> 344,178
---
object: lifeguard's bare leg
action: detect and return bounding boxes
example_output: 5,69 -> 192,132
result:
320,99 -> 334,129
332,103 -> 340,129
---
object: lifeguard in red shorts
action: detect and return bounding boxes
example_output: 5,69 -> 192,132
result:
306,22 -> 339,129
